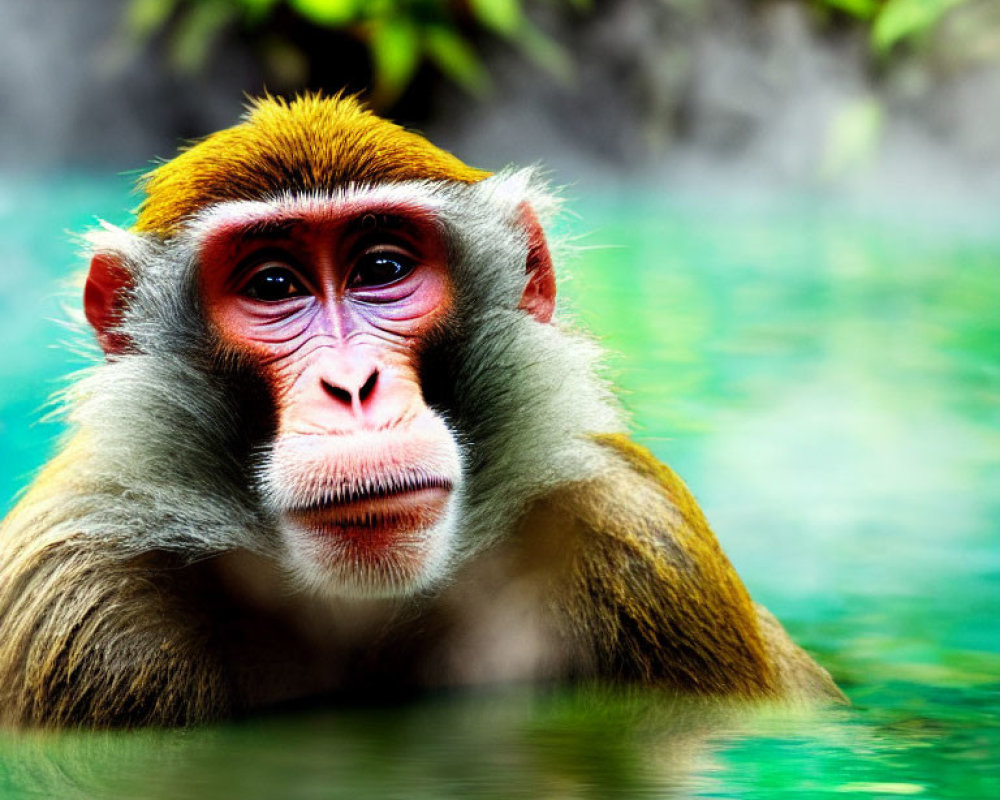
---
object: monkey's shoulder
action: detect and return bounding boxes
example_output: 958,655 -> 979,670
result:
528,432 -> 723,564
591,433 -> 710,526
517,433 -> 845,703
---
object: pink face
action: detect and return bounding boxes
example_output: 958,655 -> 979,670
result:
199,201 -> 463,598
200,203 -> 451,415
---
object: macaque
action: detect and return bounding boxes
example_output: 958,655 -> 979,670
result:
0,94 -> 843,728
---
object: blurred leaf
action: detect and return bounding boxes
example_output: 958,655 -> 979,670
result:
169,1 -> 235,72
289,0 -> 359,27
872,0 -> 965,52
238,0 -> 282,24
517,21 -> 574,84
126,0 -> 594,101
424,25 -> 492,97
820,96 -> 885,179
821,0 -> 883,20
367,19 -> 422,107
127,0 -> 178,38
469,0 -> 524,36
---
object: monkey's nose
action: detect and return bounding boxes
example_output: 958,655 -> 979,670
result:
321,368 -> 379,417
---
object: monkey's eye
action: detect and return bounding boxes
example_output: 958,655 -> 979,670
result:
241,266 -> 307,302
349,252 -> 416,289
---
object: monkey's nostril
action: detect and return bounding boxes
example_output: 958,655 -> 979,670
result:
359,369 -> 379,404
321,370 -> 378,408
322,380 -> 353,406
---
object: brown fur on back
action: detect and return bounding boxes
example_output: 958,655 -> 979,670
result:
0,441 -> 233,728
519,434 -> 843,701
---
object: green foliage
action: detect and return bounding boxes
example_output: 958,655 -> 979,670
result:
815,0 -> 974,54
367,18 -> 423,104
127,0 -> 178,37
423,24 -> 493,97
125,0 -> 989,121
820,0 -> 882,17
126,0 -> 580,107
289,0 -> 356,26
871,0 -> 966,53
170,1 -> 238,73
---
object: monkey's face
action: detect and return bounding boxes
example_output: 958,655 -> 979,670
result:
84,172 -> 558,598
197,197 -> 464,598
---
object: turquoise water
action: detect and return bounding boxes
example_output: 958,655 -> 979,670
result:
0,175 -> 997,798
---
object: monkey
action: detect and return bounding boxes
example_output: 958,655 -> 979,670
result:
0,94 -> 844,728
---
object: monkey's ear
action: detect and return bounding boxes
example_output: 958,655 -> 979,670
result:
517,204 -> 556,324
84,252 -> 133,356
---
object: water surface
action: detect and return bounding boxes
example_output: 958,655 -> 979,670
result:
0,175 -> 996,798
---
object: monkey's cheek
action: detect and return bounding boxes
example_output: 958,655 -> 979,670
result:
278,491 -> 460,599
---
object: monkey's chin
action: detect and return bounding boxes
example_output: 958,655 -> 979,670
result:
278,489 -> 460,599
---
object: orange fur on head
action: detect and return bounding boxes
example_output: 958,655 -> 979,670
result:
135,93 -> 491,236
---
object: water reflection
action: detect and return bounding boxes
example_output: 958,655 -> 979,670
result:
4,684 -> 993,799
0,690 -> 849,799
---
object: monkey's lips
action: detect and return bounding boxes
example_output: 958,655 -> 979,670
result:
265,427 -> 462,593
284,477 -> 454,548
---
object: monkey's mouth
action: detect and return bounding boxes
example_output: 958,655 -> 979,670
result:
284,475 -> 454,543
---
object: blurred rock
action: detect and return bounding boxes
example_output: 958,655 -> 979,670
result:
1,0 -> 996,200
0,0 -> 258,170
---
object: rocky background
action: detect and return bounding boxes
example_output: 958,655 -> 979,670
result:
0,0 -> 997,197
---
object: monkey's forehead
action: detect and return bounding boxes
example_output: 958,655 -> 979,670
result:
184,188 -> 449,248
135,94 -> 490,237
